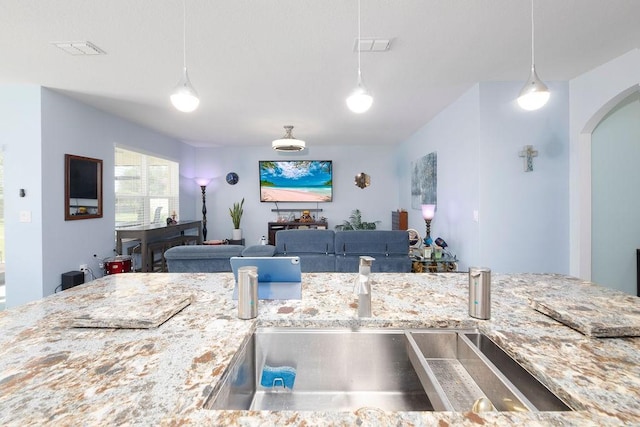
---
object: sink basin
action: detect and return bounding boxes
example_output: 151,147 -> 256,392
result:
204,328 -> 572,412
405,330 -> 571,412
205,328 -> 431,411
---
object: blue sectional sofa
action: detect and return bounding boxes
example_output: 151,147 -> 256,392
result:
163,230 -> 411,273
274,229 -> 411,272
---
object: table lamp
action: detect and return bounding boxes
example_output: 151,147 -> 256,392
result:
421,204 -> 436,246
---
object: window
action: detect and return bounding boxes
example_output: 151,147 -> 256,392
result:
115,147 -> 179,227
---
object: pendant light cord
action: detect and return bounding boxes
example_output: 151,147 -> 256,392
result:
357,0 -> 362,79
182,0 -> 187,69
530,0 -> 535,67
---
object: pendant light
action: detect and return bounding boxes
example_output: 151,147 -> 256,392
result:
517,0 -> 549,111
272,126 -> 306,151
170,0 -> 200,113
346,0 -> 373,113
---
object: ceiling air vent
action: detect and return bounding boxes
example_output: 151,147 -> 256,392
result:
353,38 -> 392,52
52,41 -> 106,56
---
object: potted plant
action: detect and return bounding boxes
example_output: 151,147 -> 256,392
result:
334,209 -> 380,230
229,198 -> 244,240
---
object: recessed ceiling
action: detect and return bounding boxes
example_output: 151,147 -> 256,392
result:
1,0 -> 639,148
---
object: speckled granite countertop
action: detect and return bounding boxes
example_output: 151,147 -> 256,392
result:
0,272 -> 639,426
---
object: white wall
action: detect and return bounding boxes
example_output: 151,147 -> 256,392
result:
0,87 -> 197,307
591,92 -> 640,295
190,144 -> 398,245
396,81 -> 570,273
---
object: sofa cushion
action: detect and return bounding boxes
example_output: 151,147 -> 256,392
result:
241,244 -> 276,257
164,244 -> 244,273
275,229 -> 335,255
334,230 -> 409,256
165,245 -> 244,259
335,255 -> 412,273
275,253 -> 335,272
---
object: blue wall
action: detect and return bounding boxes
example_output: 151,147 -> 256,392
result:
1,85 -> 44,305
1,87 -> 197,307
1,80 -> 574,307
395,85 -> 481,270
478,82 -> 569,273
190,144 -> 398,245
396,81 -> 570,273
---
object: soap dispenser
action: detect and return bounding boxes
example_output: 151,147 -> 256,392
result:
354,256 -> 375,317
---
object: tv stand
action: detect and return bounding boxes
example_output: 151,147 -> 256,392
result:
267,221 -> 328,245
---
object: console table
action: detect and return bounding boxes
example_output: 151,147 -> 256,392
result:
411,254 -> 459,273
267,221 -> 328,245
115,220 -> 202,272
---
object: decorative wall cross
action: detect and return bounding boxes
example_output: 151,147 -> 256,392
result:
518,145 -> 538,172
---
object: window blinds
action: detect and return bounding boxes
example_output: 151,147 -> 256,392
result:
115,147 -> 179,227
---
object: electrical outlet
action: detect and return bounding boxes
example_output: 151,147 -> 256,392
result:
79,264 -> 88,272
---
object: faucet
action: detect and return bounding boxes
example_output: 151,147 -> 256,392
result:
354,256 -> 375,317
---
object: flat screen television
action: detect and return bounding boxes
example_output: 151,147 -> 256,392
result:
259,160 -> 333,202
69,157 -> 99,199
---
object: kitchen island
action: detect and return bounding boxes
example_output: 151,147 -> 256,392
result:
0,272 -> 638,426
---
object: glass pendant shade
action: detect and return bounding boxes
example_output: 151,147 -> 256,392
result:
517,64 -> 550,111
518,0 -> 549,111
346,76 -> 373,113
346,0 -> 373,114
171,67 -> 200,113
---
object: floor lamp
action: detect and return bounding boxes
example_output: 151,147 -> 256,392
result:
196,179 -> 211,241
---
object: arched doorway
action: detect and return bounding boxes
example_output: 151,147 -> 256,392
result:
0,150 -> 4,309
591,91 -> 640,295
578,84 -> 640,295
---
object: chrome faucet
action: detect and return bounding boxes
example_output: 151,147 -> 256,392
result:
354,256 -> 375,317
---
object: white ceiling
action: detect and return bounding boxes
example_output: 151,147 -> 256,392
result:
1,0 -> 639,148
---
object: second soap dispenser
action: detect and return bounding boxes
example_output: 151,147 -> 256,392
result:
354,256 -> 375,317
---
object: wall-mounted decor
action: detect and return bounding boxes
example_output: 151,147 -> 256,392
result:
259,160 -> 332,202
355,172 -> 370,189
518,145 -> 538,172
411,152 -> 437,209
226,172 -> 239,185
65,154 -> 103,220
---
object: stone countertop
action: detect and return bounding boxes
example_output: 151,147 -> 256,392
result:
0,272 -> 639,426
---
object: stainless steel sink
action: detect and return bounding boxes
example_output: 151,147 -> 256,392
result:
405,330 -> 570,412
205,328 -> 431,411
204,328 -> 572,412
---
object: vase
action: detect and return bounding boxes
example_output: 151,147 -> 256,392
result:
232,228 -> 242,240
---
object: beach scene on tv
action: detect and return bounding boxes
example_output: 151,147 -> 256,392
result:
260,161 -> 332,202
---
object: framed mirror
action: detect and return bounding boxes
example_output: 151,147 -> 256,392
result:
407,228 -> 423,258
407,229 -> 421,248
65,154 -> 103,220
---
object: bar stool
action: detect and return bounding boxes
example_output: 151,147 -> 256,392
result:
181,234 -> 200,245
127,243 -> 142,272
149,235 -> 186,272
147,240 -> 168,272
